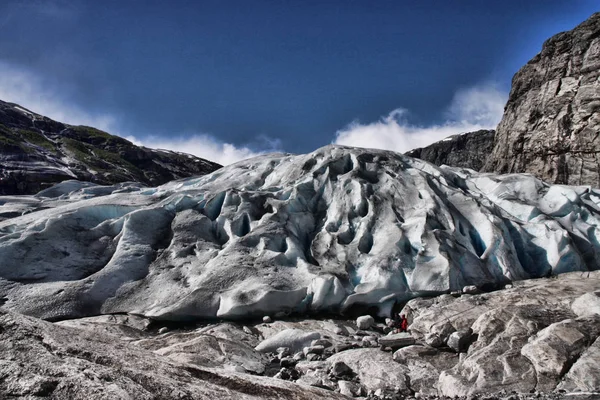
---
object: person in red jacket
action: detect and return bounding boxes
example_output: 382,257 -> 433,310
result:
399,314 -> 408,332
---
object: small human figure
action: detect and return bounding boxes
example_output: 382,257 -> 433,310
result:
399,314 -> 408,332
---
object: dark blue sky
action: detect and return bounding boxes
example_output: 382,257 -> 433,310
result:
0,1 -> 598,163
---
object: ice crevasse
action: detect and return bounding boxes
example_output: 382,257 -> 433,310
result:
0,144 -> 599,321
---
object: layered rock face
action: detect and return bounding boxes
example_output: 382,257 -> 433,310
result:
405,130 -> 495,171
0,99 -> 221,195
1,145 -> 600,322
483,12 -> 600,186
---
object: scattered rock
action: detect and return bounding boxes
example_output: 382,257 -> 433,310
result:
303,345 -> 325,356
378,333 -> 416,349
357,315 -> 375,330
329,360 -> 353,378
338,380 -> 363,397
463,285 -> 482,295
255,329 -> 320,353
447,329 -> 473,353
571,291 -> 600,317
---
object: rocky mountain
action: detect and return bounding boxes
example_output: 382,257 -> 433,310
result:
0,99 -> 221,195
483,12 -> 600,185
409,13 -> 600,188
405,130 -> 495,171
1,145 -> 599,322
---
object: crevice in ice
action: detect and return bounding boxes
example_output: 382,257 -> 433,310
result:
203,192 -> 226,221
231,213 -> 251,237
358,232 -> 374,254
468,229 -> 487,258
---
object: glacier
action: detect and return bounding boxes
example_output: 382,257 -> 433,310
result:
0,144 -> 599,321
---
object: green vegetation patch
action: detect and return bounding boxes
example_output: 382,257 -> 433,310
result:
19,129 -> 56,152
71,126 -> 131,147
62,138 -> 92,162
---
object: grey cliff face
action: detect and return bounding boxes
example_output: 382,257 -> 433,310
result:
0,99 -> 222,195
483,12 -> 600,186
405,130 -> 495,171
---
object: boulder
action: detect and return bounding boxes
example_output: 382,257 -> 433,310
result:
303,345 -> 325,356
326,348 -> 410,394
447,329 -> 473,353
378,332 -> 416,349
255,329 -> 321,353
338,380 -> 363,397
521,315 -> 600,391
329,361 -> 353,378
356,315 -> 375,330
571,291 -> 600,317
557,336 -> 600,392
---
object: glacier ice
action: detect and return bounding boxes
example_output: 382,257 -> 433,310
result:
1,145 -> 600,321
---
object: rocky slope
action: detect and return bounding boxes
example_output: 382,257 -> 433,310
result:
0,99 -> 221,195
1,270 -> 598,398
483,12 -> 600,186
1,145 -> 599,323
405,130 -> 495,171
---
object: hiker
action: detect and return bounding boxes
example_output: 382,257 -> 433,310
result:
399,314 -> 408,332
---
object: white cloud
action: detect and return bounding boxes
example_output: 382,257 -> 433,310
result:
0,61 -> 265,165
0,61 -> 119,133
126,134 -> 264,166
334,83 -> 507,153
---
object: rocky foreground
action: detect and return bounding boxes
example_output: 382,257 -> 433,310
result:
2,270 -> 599,399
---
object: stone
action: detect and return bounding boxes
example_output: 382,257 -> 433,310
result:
277,346 -> 291,359
424,333 -> 444,348
303,345 -> 325,356
447,329 -> 473,353
326,348 -> 410,394
571,291 -> 600,317
557,337 -> 600,392
521,315 -> 600,391
158,327 -> 169,334
378,333 -> 416,349
263,316 -> 273,323
463,285 -> 481,295
356,315 -> 375,330
306,353 -> 320,362
338,380 -> 363,397
280,357 -> 297,368
311,338 -> 333,348
329,360 -> 353,377
255,329 -> 321,353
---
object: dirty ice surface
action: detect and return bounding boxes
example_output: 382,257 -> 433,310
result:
1,145 -> 599,321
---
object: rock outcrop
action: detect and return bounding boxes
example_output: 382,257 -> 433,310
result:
0,99 -> 221,195
405,129 -> 495,171
1,145 -> 600,322
483,12 -> 600,186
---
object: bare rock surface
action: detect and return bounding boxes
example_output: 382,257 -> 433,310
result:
483,12 -> 600,186
406,270 -> 600,397
406,129 -> 495,171
0,309 -> 346,399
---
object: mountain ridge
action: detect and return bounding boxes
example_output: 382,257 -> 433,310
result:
0,99 -> 221,195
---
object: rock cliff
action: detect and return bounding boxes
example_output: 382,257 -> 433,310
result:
0,99 -> 221,195
483,12 -> 600,186
405,130 -> 495,171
